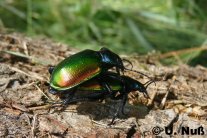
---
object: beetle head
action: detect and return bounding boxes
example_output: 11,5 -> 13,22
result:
137,79 -> 155,98
134,80 -> 149,98
48,66 -> 55,74
124,76 -> 151,98
99,47 -> 124,73
49,86 -> 58,94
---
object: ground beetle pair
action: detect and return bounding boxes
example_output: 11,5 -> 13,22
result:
48,47 -> 155,124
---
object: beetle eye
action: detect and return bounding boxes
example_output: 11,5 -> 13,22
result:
145,80 -> 156,89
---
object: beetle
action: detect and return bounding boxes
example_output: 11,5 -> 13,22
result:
48,47 -> 150,96
49,47 -> 152,95
49,47 -> 127,95
59,71 -> 155,124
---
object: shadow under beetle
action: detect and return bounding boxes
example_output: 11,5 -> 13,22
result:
59,71 -> 155,125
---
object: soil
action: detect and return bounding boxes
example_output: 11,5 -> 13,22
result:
0,33 -> 207,137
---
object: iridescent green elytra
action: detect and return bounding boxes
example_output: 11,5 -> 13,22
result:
78,72 -> 148,93
78,76 -> 122,91
50,50 -> 102,90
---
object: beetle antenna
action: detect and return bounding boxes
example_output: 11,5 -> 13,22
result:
145,80 -> 155,89
122,58 -> 133,70
144,79 -> 156,86
143,91 -> 150,99
144,80 -> 151,85
124,68 -> 152,80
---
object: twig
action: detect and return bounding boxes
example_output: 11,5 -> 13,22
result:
35,84 -> 51,100
27,103 -> 62,111
22,113 -> 31,125
147,86 -> 157,106
22,41 -> 29,56
160,46 -> 207,59
160,89 -> 169,109
3,50 -> 51,65
10,66 -> 46,81
31,114 -> 37,138
172,52 -> 183,64
91,120 -> 108,128
4,107 -> 21,116
12,103 -> 28,112
91,119 -> 133,130
17,82 -> 36,89
28,104 -> 52,111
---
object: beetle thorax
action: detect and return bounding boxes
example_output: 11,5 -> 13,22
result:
99,49 -> 124,70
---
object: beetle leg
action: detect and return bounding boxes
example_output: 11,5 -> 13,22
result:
49,87 -> 58,94
97,76 -> 113,95
97,75 -> 120,102
48,66 -> 55,74
109,93 -> 128,125
122,58 -> 133,70
104,73 -> 126,98
62,89 -> 77,105
116,67 -> 121,75
121,94 -> 128,115
110,93 -> 123,100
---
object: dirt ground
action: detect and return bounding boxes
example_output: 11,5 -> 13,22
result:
0,33 -> 207,137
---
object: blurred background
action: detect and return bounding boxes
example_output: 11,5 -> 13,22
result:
0,0 -> 207,66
